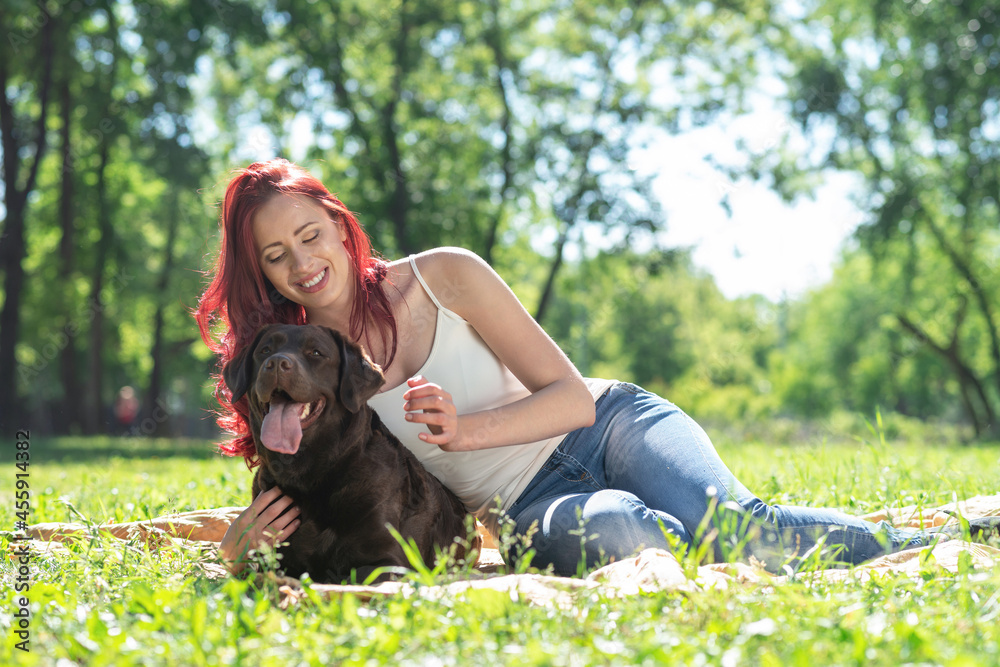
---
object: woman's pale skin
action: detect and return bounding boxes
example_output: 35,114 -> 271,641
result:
219,193 -> 596,571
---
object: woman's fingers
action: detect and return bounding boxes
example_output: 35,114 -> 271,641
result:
418,428 -> 457,446
262,504 -> 301,542
253,488 -> 300,542
408,411 -> 452,438
406,408 -> 451,425
242,486 -> 284,524
221,487 -> 300,571
403,396 -> 456,421
403,375 -> 464,446
406,403 -> 457,437
402,379 -> 453,403
257,489 -> 296,523
404,394 -> 454,415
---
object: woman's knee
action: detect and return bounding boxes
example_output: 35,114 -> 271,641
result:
510,489 -> 691,576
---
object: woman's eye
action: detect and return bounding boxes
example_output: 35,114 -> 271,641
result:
265,253 -> 284,264
304,231 -> 319,243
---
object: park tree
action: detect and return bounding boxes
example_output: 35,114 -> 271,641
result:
0,1 -> 58,430
3,1 -> 256,434
768,250 -> 957,421
545,249 -> 780,422
761,0 -> 1000,436
1,0 -> 829,436
203,0 -> 777,321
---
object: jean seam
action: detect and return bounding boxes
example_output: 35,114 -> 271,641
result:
767,520 -> 917,554
607,489 -> 650,517
776,523 -> 874,535
686,411 -> 739,502
541,449 -> 568,473
551,450 -> 603,489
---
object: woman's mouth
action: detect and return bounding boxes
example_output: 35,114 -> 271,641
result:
297,268 -> 328,293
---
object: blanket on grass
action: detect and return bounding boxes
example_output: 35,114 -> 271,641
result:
12,495 -> 1000,608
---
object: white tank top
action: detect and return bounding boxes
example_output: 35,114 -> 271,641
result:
367,256 -> 613,538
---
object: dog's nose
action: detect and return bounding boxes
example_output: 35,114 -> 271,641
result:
263,354 -> 294,373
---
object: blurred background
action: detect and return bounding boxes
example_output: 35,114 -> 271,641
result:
1,0 -> 998,443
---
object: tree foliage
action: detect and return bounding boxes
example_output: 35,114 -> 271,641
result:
2,0 -> 780,436
545,249 -> 779,423
2,0 -> 996,440
762,0 -> 1000,436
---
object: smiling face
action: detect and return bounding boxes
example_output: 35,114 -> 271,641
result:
252,193 -> 354,323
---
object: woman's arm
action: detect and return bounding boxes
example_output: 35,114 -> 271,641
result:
402,247 -> 596,451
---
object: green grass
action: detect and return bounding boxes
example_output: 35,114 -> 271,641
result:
2,425 -> 999,666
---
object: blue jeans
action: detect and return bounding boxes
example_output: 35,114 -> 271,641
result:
503,382 -> 939,576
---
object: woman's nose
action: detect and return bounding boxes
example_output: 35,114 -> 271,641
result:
289,246 -> 310,271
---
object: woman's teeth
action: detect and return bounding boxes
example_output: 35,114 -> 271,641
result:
301,269 -> 326,288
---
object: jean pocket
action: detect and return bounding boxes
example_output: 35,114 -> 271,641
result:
543,448 -> 600,487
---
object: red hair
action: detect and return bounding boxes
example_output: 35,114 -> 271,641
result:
195,158 -> 397,466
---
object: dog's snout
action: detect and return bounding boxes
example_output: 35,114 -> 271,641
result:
263,353 -> 294,373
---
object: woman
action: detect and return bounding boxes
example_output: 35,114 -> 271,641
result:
197,158 -> 961,577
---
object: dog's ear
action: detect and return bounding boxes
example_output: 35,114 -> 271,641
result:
327,327 -> 385,412
223,326 -> 273,403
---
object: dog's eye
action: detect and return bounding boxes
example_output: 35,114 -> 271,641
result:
258,346 -> 271,356
310,349 -> 323,357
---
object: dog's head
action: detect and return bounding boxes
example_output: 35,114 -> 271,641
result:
223,324 -> 385,457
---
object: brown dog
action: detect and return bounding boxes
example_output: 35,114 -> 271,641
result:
223,323 -> 477,583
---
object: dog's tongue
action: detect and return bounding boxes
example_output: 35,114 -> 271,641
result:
261,397 -> 303,455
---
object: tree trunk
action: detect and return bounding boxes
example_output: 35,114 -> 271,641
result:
381,104 -> 411,255
0,17 -> 55,431
323,2 -> 395,251
534,175 -> 592,325
58,72 -> 81,433
83,138 -> 112,435
896,313 -> 996,438
383,3 -> 413,255
80,8 -> 122,435
483,0 -> 515,265
534,224 -> 571,325
143,195 -> 181,436
923,214 -> 1000,406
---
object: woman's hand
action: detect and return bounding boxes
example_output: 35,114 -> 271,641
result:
403,375 -> 465,450
219,486 -> 301,573
405,250 -> 595,450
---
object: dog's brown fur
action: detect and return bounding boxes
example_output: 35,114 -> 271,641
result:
224,323 -> 478,583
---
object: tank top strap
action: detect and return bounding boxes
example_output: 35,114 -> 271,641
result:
408,254 -> 446,311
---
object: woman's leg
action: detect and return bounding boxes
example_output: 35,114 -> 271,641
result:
506,382 -> 939,576
503,397 -> 690,575
599,383 -> 938,570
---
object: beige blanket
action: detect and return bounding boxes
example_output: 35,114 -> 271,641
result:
13,494 -> 1000,608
